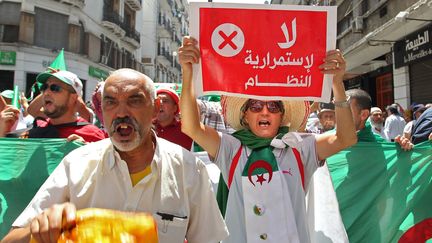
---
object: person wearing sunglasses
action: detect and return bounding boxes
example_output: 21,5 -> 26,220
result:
23,70 -> 106,142
178,36 -> 357,243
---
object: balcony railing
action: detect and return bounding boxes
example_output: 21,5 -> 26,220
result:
124,25 -> 140,43
54,0 -> 85,9
158,48 -> 173,65
103,7 -> 139,44
103,11 -> 124,28
124,0 -> 142,11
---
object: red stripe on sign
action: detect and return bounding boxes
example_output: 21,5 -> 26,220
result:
398,218 -> 432,243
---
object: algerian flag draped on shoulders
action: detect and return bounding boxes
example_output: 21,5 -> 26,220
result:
0,138 -> 82,238
327,126 -> 432,243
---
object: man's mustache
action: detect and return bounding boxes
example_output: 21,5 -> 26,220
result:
110,117 -> 139,133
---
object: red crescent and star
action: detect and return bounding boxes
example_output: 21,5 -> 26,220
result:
247,160 -> 273,186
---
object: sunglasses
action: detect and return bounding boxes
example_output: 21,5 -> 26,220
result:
40,83 -> 75,93
246,100 -> 284,113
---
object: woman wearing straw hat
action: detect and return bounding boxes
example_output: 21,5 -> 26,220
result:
179,36 -> 357,243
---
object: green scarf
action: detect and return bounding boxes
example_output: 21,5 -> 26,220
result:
216,126 -> 289,217
232,126 -> 289,149
232,126 -> 289,176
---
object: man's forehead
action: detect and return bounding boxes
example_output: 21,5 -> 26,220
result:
46,76 -> 63,84
320,111 -> 335,116
106,79 -> 144,90
104,82 -> 150,98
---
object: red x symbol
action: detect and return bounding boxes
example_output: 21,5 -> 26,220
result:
218,31 -> 238,50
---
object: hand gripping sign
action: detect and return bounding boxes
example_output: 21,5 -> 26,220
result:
189,3 -> 337,102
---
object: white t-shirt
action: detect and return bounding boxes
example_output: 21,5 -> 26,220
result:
215,132 -> 321,243
383,114 -> 406,141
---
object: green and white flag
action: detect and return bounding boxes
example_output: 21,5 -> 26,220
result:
327,133 -> 432,243
0,138 -> 82,238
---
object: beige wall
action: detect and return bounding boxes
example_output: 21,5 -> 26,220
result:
18,12 -> 34,44
87,33 -> 101,63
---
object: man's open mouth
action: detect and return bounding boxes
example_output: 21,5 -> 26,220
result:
116,123 -> 134,137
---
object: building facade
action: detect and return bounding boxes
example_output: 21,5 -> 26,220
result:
0,0 -> 143,99
156,0 -> 187,83
272,0 -> 432,110
140,0 -> 188,83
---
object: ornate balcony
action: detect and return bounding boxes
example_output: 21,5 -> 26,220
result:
125,0 -> 142,11
102,11 -> 126,37
56,0 -> 85,9
122,26 -> 140,48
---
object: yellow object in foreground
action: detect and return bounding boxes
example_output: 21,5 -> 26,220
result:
60,208 -> 158,243
31,208 -> 158,243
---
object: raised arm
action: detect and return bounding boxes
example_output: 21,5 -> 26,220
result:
75,96 -> 92,123
0,106 -> 20,137
27,94 -> 47,119
315,50 -> 357,160
0,94 -> 7,111
178,37 -> 221,158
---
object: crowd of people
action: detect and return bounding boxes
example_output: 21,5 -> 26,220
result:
306,96 -> 432,144
0,35 -> 431,243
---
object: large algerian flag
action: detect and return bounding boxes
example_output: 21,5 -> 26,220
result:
327,138 -> 432,243
0,138 -> 82,238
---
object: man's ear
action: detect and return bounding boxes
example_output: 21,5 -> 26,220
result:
361,110 -> 370,123
153,98 -> 161,118
69,93 -> 79,105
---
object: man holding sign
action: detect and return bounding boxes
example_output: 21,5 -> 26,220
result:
179,3 -> 356,243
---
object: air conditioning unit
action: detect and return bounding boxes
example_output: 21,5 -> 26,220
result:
142,57 -> 152,64
352,17 -> 364,33
101,55 -> 108,64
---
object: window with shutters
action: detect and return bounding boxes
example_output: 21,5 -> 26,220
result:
34,8 -> 68,50
376,73 -> 393,108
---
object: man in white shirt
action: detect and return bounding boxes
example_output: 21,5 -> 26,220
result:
383,104 -> 406,141
2,69 -> 228,243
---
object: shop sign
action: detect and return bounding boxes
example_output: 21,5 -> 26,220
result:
0,51 -> 16,65
88,66 -> 109,79
394,24 -> 432,68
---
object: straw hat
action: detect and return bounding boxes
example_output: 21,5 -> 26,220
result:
221,96 -> 310,132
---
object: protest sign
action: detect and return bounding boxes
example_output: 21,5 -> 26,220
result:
189,3 -> 336,102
